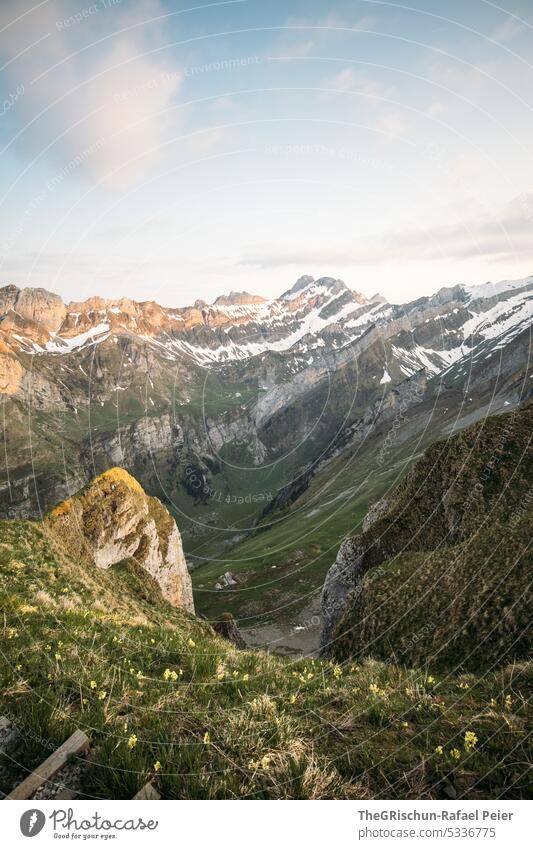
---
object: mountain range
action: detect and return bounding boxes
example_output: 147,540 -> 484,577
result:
1,273 -> 531,369
0,273 -> 531,800
0,272 -> 531,641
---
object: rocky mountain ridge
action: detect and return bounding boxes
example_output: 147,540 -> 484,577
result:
320,404 -> 532,667
2,274 -> 531,372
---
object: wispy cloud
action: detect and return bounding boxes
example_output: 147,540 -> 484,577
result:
0,0 -> 183,187
272,10 -> 379,57
240,192 -> 533,269
322,67 -> 396,98
490,14 -> 528,45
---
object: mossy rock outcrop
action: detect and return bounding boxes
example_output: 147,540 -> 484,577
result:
45,468 -> 194,612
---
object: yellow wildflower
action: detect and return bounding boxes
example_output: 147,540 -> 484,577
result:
260,756 -> 270,770
153,761 -> 162,772
127,734 -> 138,749
187,638 -> 196,648
242,674 -> 249,682
450,747 -> 461,760
464,731 -> 478,752
98,691 -> 107,700
505,694 -> 513,709
434,745 -> 443,755
203,732 -> 210,745
90,680 -> 97,689
163,668 -> 171,681
427,676 -> 435,684
289,694 -> 297,704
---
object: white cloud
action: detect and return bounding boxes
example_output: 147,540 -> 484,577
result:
323,67 -> 396,99
0,0 -> 183,188
320,67 -> 408,137
490,14 -> 528,45
273,11 -> 379,57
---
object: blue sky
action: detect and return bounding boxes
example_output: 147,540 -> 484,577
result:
0,0 -> 532,305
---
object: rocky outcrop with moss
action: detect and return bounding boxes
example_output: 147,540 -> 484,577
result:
45,468 -> 194,612
321,404 -> 533,668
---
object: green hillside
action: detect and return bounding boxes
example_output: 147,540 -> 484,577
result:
0,506 -> 531,799
326,405 -> 533,669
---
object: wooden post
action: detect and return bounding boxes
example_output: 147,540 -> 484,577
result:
7,729 -> 89,800
133,782 -> 160,800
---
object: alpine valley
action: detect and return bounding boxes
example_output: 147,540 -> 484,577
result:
0,273 -> 532,646
0,272 -> 532,801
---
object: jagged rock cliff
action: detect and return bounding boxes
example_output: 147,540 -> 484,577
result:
45,468 -> 194,612
321,404 -> 533,668
0,284 -> 66,331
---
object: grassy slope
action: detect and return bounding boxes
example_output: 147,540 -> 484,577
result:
0,518 -> 531,799
192,446 -> 402,622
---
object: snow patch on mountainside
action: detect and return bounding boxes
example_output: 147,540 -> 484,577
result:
464,276 -> 533,301
45,323 -> 111,353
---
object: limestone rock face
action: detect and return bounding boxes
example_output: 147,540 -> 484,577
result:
320,537 -> 366,653
0,285 -> 19,315
0,350 -> 24,395
213,291 -> 266,307
0,285 -> 66,331
362,498 -> 389,532
46,468 -> 194,612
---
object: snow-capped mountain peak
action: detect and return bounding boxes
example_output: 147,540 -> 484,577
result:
0,276 -> 531,380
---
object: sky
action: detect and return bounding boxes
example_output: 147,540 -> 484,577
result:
0,0 -> 532,307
